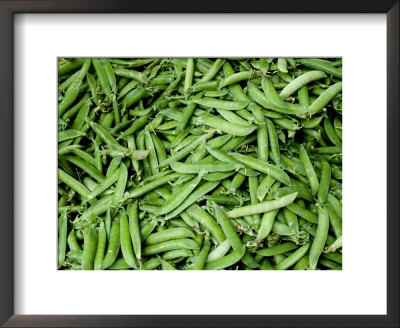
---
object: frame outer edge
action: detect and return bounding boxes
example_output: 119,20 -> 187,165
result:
1,1 -> 398,327
0,1 -> 14,327
0,0 -> 399,13
386,2 -> 399,326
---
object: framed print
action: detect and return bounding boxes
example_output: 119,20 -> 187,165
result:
0,1 -> 398,327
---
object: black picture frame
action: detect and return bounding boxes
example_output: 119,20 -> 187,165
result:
0,1 -> 398,327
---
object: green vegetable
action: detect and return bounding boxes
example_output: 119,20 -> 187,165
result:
59,57 -> 342,270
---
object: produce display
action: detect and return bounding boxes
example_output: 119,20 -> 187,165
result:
58,58 -> 342,270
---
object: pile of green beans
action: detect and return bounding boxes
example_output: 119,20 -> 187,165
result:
58,57 -> 342,270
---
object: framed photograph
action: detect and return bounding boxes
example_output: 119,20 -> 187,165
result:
0,1 -> 398,327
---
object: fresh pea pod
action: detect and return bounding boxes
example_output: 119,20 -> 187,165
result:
81,227 -> 98,270
58,213 -> 68,267
309,207 -> 329,269
120,212 -> 138,269
94,224 -> 107,270
102,219 -> 121,269
204,246 -> 245,270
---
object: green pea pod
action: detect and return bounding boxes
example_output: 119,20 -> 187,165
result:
159,131 -> 214,168
227,192 -> 297,218
158,175 -> 202,215
297,59 -> 342,78
219,70 -> 255,88
58,59 -> 91,115
214,206 -> 259,269
309,207 -> 330,270
324,116 -> 342,146
293,254 -> 309,270
257,209 -> 279,240
298,82 -> 342,117
145,228 -> 195,245
114,67 -> 149,84
287,203 -> 317,224
262,78 -> 303,112
107,257 -> 133,270
260,258 -> 274,270
204,245 -> 245,270
195,58 -> 225,84
101,59 -> 117,91
206,239 -> 231,262
247,82 -> 293,115
317,160 -> 331,204
265,118 -> 280,165
67,229 -> 81,251
58,213 -> 68,267
120,212 -> 138,269
102,219 -> 121,269
128,173 -> 181,199
257,242 -> 297,257
94,224 -> 107,270
86,169 -> 119,201
277,58 -> 288,73
160,259 -> 177,270
176,92 -> 203,132
58,169 -> 91,199
299,146 -> 319,195
184,58 -> 194,94
279,70 -> 326,99
142,238 -> 199,256
58,58 -> 86,75
275,244 -> 310,270
92,58 -> 111,96
90,121 -> 128,153
229,153 -> 291,186
66,250 -> 83,263
326,202 -> 342,238
127,201 -> 142,260
81,227 -> 98,270
193,98 -> 249,111
187,204 -> 226,244
193,114 -> 256,137
111,163 -> 128,214
165,181 -> 220,219
191,242 -> 211,270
